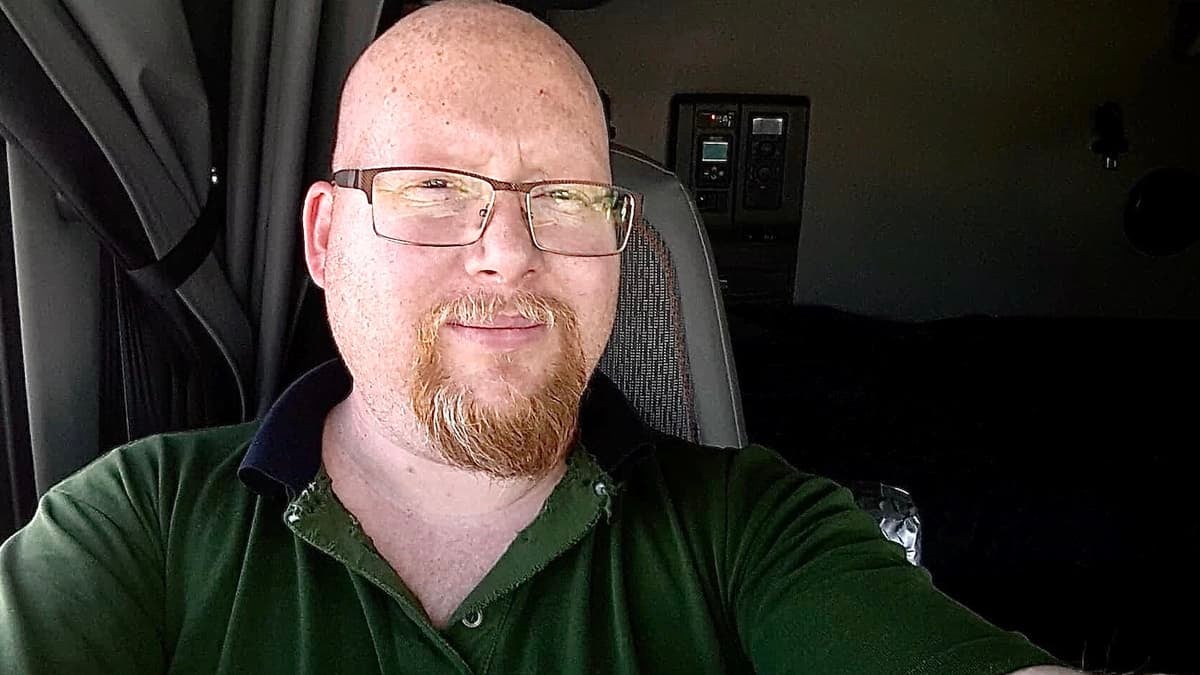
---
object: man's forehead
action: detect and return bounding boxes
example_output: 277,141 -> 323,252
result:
357,63 -> 590,134
333,1 -> 608,177
337,82 -> 609,181
353,129 -> 588,178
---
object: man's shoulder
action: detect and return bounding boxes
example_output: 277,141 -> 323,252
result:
627,434 -> 844,518
48,420 -> 262,516
643,434 -> 822,490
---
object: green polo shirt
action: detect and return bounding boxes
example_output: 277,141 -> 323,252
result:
1,360 -> 1059,673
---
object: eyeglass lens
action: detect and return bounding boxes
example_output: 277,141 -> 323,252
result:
371,169 -> 632,255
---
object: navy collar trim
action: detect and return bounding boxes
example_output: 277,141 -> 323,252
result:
238,359 -> 350,500
238,359 -> 657,500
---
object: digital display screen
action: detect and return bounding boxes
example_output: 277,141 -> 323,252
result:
698,110 -> 735,128
751,116 -> 785,136
701,140 -> 730,162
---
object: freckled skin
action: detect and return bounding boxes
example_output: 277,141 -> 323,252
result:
302,0 -> 618,459
298,1 -> 622,625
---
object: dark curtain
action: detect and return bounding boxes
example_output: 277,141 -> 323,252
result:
220,1 -> 383,415
0,0 -> 380,507
0,140 -> 35,541
0,2 -> 241,496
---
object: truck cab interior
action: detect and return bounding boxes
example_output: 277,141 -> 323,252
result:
2,1 -> 1198,672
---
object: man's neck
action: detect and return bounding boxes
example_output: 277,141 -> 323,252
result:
320,391 -> 568,524
320,391 -> 570,627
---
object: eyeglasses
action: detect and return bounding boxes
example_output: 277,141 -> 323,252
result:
331,166 -> 642,257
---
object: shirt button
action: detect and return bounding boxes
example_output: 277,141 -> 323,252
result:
594,481 -> 609,497
462,610 -> 483,629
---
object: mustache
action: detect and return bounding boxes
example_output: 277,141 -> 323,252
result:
430,290 -> 568,330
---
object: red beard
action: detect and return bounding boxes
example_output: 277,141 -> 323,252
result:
409,290 -> 589,479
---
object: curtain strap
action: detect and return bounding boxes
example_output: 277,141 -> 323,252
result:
127,180 -> 224,295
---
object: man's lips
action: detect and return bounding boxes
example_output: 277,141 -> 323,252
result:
449,314 -> 543,330
444,316 -> 548,349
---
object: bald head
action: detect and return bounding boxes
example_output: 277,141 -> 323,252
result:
333,0 -> 609,181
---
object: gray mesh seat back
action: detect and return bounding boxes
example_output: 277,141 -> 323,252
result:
598,146 -> 746,448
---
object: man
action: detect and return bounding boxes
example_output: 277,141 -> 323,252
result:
1,2 -> 1080,672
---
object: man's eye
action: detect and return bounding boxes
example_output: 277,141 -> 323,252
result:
399,178 -> 468,201
549,186 -> 585,199
545,189 -> 591,207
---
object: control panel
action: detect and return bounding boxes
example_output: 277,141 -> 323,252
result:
744,115 -> 786,210
670,94 -> 809,241
696,136 -> 732,185
670,94 -> 810,301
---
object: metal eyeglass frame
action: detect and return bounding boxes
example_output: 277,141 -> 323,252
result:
331,166 -> 642,257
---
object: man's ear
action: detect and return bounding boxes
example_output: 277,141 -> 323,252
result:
302,181 -> 336,289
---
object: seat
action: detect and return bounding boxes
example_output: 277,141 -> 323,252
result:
600,145 -> 746,448
604,146 -> 920,565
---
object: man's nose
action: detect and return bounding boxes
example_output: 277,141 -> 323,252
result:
463,190 -> 543,283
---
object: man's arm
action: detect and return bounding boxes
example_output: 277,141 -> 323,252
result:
723,445 -> 1067,673
0,447 -> 166,673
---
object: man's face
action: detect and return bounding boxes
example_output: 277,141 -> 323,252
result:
309,29 -> 618,477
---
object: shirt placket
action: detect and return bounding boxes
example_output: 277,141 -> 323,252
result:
283,449 -> 616,674
284,471 -> 473,673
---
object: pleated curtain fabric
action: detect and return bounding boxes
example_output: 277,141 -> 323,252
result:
0,0 -> 381,509
220,0 -> 382,416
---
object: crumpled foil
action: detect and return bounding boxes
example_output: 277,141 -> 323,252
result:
851,482 -> 922,567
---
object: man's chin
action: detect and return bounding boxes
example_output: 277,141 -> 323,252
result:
439,332 -> 556,379
439,365 -> 550,409
413,362 -> 587,479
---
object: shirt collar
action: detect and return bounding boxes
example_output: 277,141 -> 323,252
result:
239,358 -> 657,500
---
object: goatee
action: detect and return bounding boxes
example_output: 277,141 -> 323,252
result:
409,290 -> 589,479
